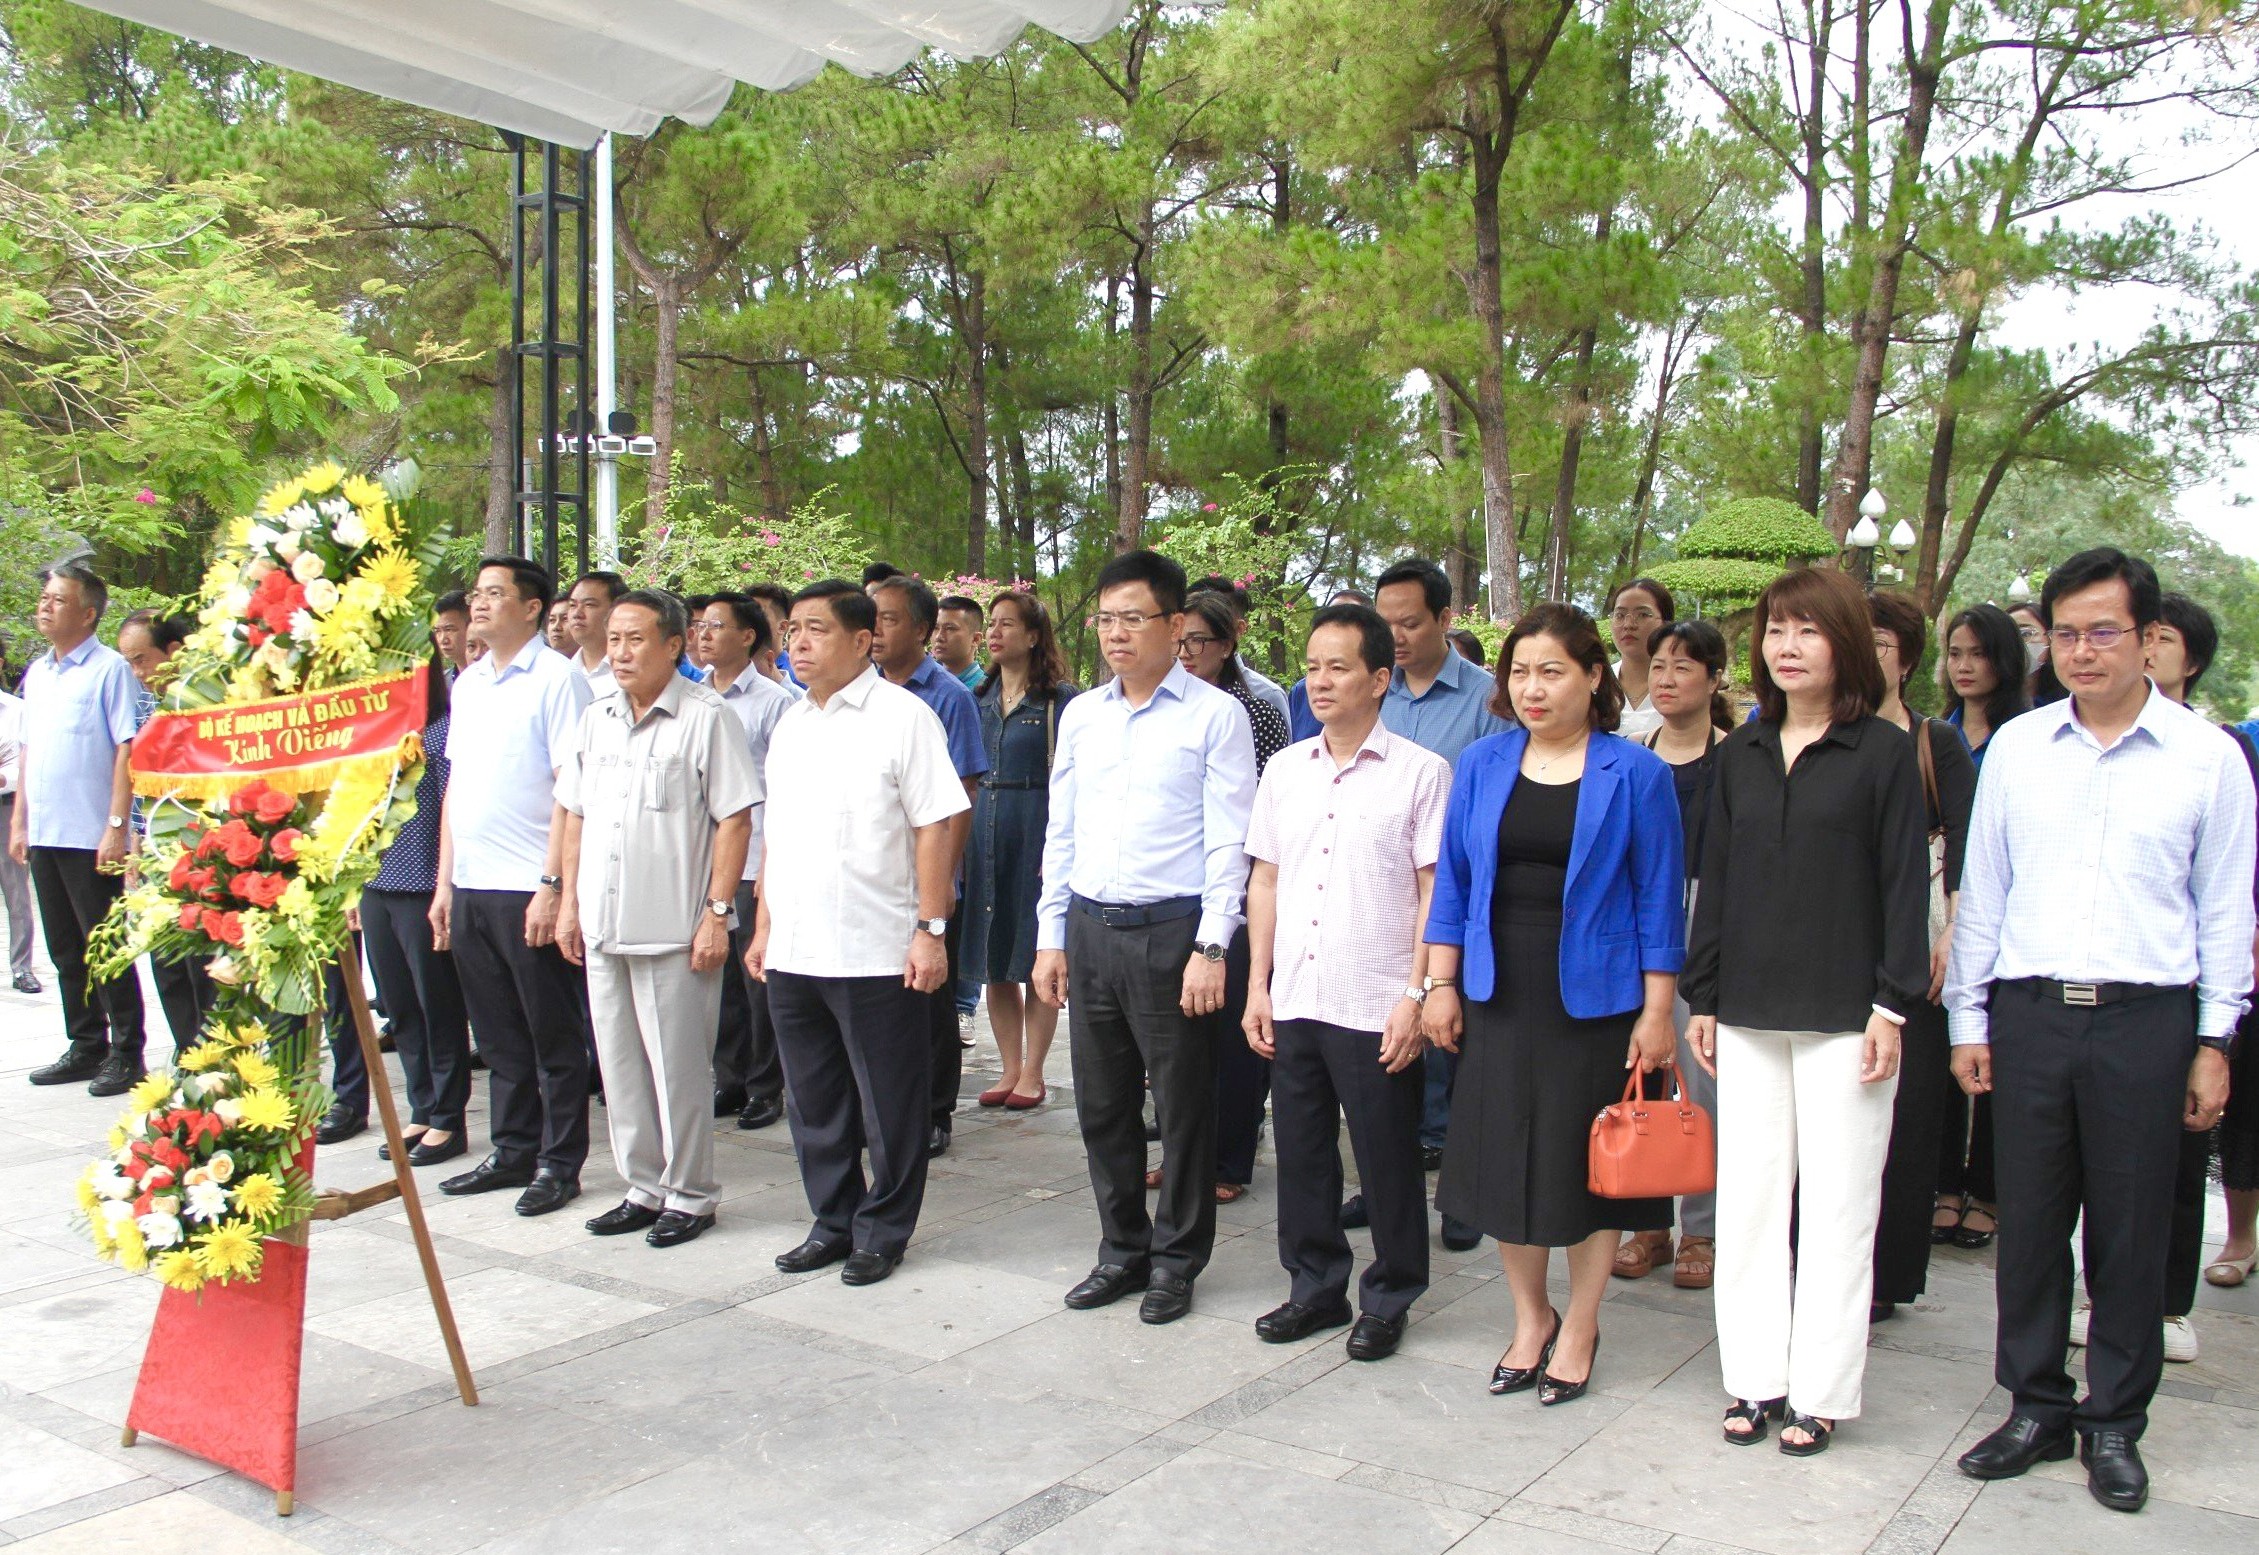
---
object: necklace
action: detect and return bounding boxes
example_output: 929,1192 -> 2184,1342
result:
1529,735 -> 1586,776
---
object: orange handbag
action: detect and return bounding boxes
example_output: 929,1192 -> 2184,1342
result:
1588,1061 -> 1716,1199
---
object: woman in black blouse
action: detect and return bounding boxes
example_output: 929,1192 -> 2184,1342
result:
1684,567 -> 1929,1457
1865,590 -> 1977,1321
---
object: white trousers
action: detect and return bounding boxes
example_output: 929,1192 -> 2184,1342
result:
1712,1023 -> 1897,1420
587,947 -> 723,1216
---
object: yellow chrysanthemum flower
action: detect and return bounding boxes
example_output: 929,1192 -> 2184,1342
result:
113,1220 -> 148,1273
301,459 -> 345,495
128,1072 -> 177,1113
225,515 -> 256,548
357,549 -> 420,608
228,1019 -> 275,1050
340,474 -> 386,510
178,1041 -> 230,1073
106,1123 -> 128,1151
231,1173 -> 283,1221
235,1089 -> 293,1132
74,1169 -> 101,1214
258,480 -> 305,518
231,1051 -> 279,1090
154,1249 -> 206,1293
195,1221 -> 262,1282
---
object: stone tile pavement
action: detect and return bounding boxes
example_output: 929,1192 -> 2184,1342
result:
2,962 -> 2256,1555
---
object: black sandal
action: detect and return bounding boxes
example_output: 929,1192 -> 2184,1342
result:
1953,1203 -> 1997,1250
1779,1413 -> 1833,1457
1722,1396 -> 1785,1445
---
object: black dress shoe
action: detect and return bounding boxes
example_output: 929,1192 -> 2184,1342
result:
440,1154 -> 536,1196
1255,1299 -> 1353,1343
87,1052 -> 146,1098
408,1131 -> 467,1167
713,1083 -> 748,1118
2081,1431 -> 2148,1512
738,1094 -> 784,1130
648,1210 -> 716,1248
1422,1146 -> 1445,1172
1064,1262 -> 1149,1310
468,1047 -> 488,1071
515,1171 -> 581,1216
376,1129 -> 422,1161
13,971 -> 42,994
1339,1194 -> 1369,1230
928,1122 -> 952,1157
1140,1273 -> 1193,1325
1490,1307 -> 1562,1395
314,1104 -> 367,1144
841,1248 -> 899,1285
1346,1312 -> 1408,1361
1441,1215 -> 1483,1252
29,1044 -> 106,1086
775,1235 -> 851,1274
587,1200 -> 664,1236
1957,1414 -> 2075,1480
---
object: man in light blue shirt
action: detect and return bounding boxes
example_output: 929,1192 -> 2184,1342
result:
13,565 -> 147,1094
1035,551 -> 1257,1325
1373,558 -> 1507,1250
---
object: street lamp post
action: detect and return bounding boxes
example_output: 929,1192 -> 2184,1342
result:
1847,488 -> 1886,581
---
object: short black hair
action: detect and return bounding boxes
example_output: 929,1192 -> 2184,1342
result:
1373,558 -> 1450,618
1326,588 -> 1370,607
746,583 -> 793,618
861,561 -> 905,588
703,591 -> 773,654
793,578 -> 878,634
937,594 -> 984,621
1447,627 -> 1487,666
1188,575 -> 1250,619
476,555 -> 554,612
1095,549 -> 1187,616
2040,547 -> 2161,631
870,574 -> 939,637
433,589 -> 468,618
683,592 -> 715,615
2157,592 -> 2219,694
573,570 -> 626,604
42,562 -> 109,621
1309,602 -> 1394,674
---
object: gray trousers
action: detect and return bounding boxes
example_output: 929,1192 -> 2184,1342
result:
0,798 -> 30,977
1673,990 -> 1717,1239
587,946 -> 722,1215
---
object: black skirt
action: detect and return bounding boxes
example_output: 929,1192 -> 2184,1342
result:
1435,778 -> 1669,1247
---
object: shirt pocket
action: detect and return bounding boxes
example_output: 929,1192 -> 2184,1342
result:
590,752 -> 631,806
639,755 -> 686,812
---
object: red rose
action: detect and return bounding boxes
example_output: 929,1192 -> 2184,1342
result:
251,787 -> 296,826
227,783 -> 269,817
213,821 -> 262,868
167,854 -> 195,892
177,903 -> 202,933
185,866 -> 218,897
268,827 -> 302,862
246,625 -> 270,648
195,829 -> 227,860
206,910 -> 245,946
231,871 -> 288,908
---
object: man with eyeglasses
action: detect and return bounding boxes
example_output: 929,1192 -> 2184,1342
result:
1948,548 -> 2255,1514
1034,550 -> 1257,1325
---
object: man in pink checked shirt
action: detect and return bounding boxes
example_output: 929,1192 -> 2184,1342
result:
1242,602 -> 1453,1362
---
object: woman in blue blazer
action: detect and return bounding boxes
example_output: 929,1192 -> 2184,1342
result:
1422,604 -> 1686,1407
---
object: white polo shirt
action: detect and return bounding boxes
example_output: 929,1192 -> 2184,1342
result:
716,661 -> 795,883
762,665 -> 970,979
445,637 -> 591,892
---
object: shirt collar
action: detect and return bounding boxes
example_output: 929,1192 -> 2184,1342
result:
45,635 -> 99,670
1100,660 -> 1193,706
829,663 -> 883,710
606,671 -> 689,724
2053,680 -> 2169,750
719,662 -> 763,697
904,655 -> 944,692
1304,718 -> 1395,769
1390,648 -> 1472,699
477,636 -> 550,683
1749,714 -> 1867,752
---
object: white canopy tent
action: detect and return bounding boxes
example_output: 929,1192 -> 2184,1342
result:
71,1 -> 1130,147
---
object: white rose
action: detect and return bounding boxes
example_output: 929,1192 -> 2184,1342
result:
206,1150 -> 235,1184
331,512 -> 369,549
213,1098 -> 244,1125
275,533 -> 302,563
257,641 -> 293,676
245,558 -> 276,584
303,577 -> 340,614
290,550 -> 326,584
137,1212 -> 184,1249
208,957 -> 241,986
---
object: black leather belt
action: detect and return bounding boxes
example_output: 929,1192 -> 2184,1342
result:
2007,978 -> 2190,1008
980,777 -> 1045,790
1072,893 -> 1199,929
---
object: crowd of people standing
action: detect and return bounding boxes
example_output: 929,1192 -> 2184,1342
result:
11,538 -> 2257,1517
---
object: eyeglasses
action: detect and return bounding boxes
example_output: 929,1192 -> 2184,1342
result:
2016,625 -> 2046,644
2047,625 -> 2134,652
1090,610 -> 1163,632
1176,634 -> 1222,653
1610,608 -> 1660,625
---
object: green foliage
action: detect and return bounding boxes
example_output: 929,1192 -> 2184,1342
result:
623,465 -> 872,595
1644,557 -> 1789,610
1151,472 -> 1321,666
1677,498 -> 1839,565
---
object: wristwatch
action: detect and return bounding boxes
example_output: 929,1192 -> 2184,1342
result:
538,873 -> 563,891
1193,941 -> 1226,963
1402,985 -> 1428,1005
917,917 -> 949,937
2199,1033 -> 2237,1055
707,898 -> 732,919
106,814 -> 125,830
1423,975 -> 1457,994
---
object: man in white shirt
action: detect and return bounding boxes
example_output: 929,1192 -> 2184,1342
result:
750,580 -> 968,1287
0,687 -> 41,994
565,570 -> 624,697
1949,548 -> 2256,1513
431,557 -> 595,1217
699,593 -> 795,1130
1034,551 -> 1258,1325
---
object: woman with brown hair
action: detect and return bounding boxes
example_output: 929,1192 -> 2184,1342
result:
965,592 -> 1077,1109
1422,603 -> 1685,1407
1605,577 -> 1675,740
1684,567 -> 1929,1457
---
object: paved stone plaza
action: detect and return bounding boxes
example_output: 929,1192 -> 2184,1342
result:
3,964 -> 2257,1555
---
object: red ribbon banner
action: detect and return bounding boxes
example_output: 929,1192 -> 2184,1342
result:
131,671 -> 428,799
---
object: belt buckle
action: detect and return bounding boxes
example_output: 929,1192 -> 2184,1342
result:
1099,904 -> 1129,927
2061,982 -> 2099,1007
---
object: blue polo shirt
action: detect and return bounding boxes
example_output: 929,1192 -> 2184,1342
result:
22,635 -> 142,850
1381,648 -> 1509,769
899,654 -> 990,781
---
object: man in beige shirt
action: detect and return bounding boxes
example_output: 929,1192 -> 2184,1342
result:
557,590 -> 758,1249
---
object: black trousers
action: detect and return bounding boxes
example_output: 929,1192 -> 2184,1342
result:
1938,1090 -> 1998,1202
450,888 -> 590,1175
363,889 -> 471,1132
1873,1001 -> 1951,1304
1211,928 -> 1269,1184
325,948 -> 368,1119
715,880 -> 783,1104
2164,1124 -> 2213,1320
1990,980 -> 2195,1438
767,970 -> 930,1256
1065,906 -> 1217,1281
29,846 -> 143,1056
150,954 -> 215,1058
926,902 -> 965,1128
1272,1019 -> 1429,1319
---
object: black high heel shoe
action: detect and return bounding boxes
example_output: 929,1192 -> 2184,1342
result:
1489,1307 -> 1562,1395
1538,1329 -> 1600,1406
